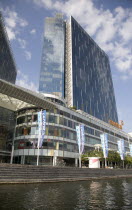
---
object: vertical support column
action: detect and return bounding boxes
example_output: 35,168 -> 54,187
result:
105,157 -> 107,168
79,155 -> 82,168
75,158 -> 78,167
53,156 -> 57,166
10,115 -> 17,164
20,156 -> 25,164
10,145 -> 14,164
123,160 -> 124,169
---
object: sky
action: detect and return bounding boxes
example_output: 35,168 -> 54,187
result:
0,0 -> 132,133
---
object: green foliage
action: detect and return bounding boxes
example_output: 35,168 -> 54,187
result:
124,156 -> 132,165
82,150 -> 132,168
81,150 -> 104,163
82,150 -> 121,163
107,151 -> 121,163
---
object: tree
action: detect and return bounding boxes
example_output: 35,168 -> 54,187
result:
124,156 -> 132,168
82,150 -> 122,168
107,151 -> 121,163
81,150 -> 104,165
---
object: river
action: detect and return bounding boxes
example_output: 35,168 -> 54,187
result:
0,178 -> 132,209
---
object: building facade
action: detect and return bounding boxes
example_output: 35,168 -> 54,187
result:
39,14 -> 65,98
0,12 -> 17,83
0,12 -> 17,162
66,16 -> 118,123
0,80 -> 131,166
0,13 -> 128,166
39,14 -> 118,123
14,105 -> 129,166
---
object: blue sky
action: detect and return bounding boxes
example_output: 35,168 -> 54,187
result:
0,0 -> 132,133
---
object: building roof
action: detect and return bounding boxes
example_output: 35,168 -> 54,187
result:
0,79 -> 56,111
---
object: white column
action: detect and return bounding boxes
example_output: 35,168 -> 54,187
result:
21,155 -> 25,165
53,156 -> 57,166
20,156 -> 25,164
105,157 -> 107,168
75,158 -> 78,167
10,145 -> 14,164
79,155 -> 82,168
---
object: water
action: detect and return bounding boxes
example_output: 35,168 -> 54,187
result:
0,178 -> 132,210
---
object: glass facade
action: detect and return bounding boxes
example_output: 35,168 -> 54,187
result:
13,106 -> 130,165
71,17 -> 118,123
39,14 -> 65,98
0,12 -> 17,84
0,107 -> 15,151
0,13 -> 17,161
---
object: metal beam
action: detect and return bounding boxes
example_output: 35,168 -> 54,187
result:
0,79 -> 56,110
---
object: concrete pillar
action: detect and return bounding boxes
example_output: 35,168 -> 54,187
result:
53,156 -> 57,166
21,156 -> 25,165
79,155 -> 82,168
75,158 -> 78,167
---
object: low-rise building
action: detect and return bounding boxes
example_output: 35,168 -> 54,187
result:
0,79 -> 131,166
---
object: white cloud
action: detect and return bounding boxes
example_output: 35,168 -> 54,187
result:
115,58 -> 132,72
33,0 -> 52,9
1,7 -> 31,62
120,75 -> 129,81
18,38 -> 27,49
5,26 -> 16,40
16,70 -> 37,91
119,16 -> 132,41
1,7 -> 28,41
118,107 -> 132,133
25,51 -> 32,60
19,18 -> 28,27
30,29 -> 36,34
33,0 -> 132,80
5,17 -> 16,28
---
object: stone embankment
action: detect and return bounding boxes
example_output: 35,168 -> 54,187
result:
0,164 -> 132,184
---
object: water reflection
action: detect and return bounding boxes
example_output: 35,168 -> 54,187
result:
122,180 -> 131,208
103,182 -> 116,209
0,178 -> 132,210
89,181 -> 103,209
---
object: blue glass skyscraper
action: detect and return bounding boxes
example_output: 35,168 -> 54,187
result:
39,14 -> 65,98
39,14 -> 118,124
66,16 -> 118,123
0,12 -> 17,84
0,12 -> 16,156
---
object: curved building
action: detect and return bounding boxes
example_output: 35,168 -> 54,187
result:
0,80 -> 131,166
14,104 -> 131,166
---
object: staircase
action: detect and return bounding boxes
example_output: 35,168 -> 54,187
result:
0,164 -> 132,184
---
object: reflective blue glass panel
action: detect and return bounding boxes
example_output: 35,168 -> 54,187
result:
0,13 -> 17,84
39,14 -> 65,98
71,17 -> 118,123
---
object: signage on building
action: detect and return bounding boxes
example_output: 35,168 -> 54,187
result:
100,133 -> 108,158
76,124 -> 85,154
18,141 -> 25,149
109,120 -> 123,130
117,139 -> 125,160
